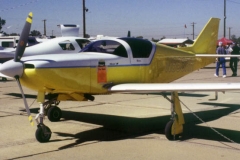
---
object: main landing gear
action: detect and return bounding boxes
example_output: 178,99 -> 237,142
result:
33,92 -> 184,142
163,91 -> 185,140
34,99 -> 62,143
44,99 -> 62,122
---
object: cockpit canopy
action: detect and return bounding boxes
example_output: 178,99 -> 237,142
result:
80,38 -> 154,59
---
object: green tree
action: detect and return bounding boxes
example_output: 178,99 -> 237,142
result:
237,37 -> 240,44
231,35 -> 237,42
136,36 -> 143,39
152,38 -> 159,42
0,17 -> 6,32
84,33 -> 90,38
10,33 -> 19,36
160,36 -> 166,40
31,30 -> 41,36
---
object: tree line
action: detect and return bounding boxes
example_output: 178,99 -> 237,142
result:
0,17 -> 42,36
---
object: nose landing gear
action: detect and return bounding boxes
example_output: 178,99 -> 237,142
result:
35,124 -> 51,143
34,99 -> 62,143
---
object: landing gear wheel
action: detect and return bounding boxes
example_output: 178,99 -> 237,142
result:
165,120 -> 174,140
35,125 -> 51,143
47,106 -> 62,122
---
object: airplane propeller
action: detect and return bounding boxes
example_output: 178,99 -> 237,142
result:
1,12 -> 34,126
14,12 -> 33,62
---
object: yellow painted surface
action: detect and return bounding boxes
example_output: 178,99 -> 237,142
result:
26,12 -> 33,23
19,18 -> 220,101
172,121 -> 183,135
20,53 -> 214,95
37,91 -> 45,103
21,67 -> 91,93
173,92 -> 185,125
28,115 -> 34,126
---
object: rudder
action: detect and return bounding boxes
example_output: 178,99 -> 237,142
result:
180,18 -> 220,54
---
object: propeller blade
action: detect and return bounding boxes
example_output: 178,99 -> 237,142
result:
14,12 -> 33,62
16,77 -> 34,126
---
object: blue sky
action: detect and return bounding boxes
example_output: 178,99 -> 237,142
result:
1,0 -> 240,40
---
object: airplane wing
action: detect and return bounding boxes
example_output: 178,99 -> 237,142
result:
196,54 -> 240,57
108,83 -> 240,93
0,72 -> 12,79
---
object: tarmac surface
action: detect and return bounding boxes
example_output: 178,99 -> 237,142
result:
1,63 -> 240,159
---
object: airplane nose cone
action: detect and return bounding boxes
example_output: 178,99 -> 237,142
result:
0,60 -> 23,78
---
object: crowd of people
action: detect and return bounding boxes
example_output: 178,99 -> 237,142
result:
214,41 -> 240,78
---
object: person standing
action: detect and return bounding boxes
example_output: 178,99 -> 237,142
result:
214,42 -> 227,78
230,42 -> 240,76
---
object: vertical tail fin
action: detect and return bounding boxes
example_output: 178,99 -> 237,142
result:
180,18 -> 220,54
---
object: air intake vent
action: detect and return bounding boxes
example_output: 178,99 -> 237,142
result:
24,64 -> 35,69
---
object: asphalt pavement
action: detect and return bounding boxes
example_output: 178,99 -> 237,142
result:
0,63 -> 240,159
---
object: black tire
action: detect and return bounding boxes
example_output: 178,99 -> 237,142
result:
165,120 -> 174,140
165,120 -> 181,140
47,106 -> 62,122
35,125 -> 51,143
2,77 -> 7,81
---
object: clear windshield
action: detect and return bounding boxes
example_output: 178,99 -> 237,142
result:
80,40 -> 128,57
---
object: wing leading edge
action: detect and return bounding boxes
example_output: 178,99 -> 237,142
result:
108,83 -> 240,93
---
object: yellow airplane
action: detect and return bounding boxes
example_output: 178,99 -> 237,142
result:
2,12 -> 240,143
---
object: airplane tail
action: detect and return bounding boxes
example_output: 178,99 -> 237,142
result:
180,18 -> 220,54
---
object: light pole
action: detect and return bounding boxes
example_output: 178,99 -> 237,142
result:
42,19 -> 47,36
82,0 -> 88,38
191,22 -> 196,40
224,0 -> 226,37
228,27 -> 231,39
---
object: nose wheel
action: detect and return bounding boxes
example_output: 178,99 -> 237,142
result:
35,124 -> 51,143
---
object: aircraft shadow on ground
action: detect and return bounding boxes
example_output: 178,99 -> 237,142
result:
26,101 -> 240,149
5,93 -> 37,99
182,102 -> 240,142
0,79 -> 14,82
6,92 -> 209,100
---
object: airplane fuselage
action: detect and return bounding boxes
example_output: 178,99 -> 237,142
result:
19,38 -> 214,96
